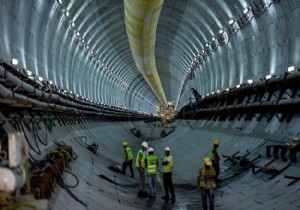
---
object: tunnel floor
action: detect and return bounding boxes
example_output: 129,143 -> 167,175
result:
35,122 -> 300,210
47,136 -> 221,210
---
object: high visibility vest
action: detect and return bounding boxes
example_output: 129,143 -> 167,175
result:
163,155 -> 173,173
200,167 -> 216,188
135,149 -> 145,168
210,147 -> 218,161
146,155 -> 158,175
124,146 -> 133,161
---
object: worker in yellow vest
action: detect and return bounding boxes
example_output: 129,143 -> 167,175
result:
144,147 -> 159,198
161,146 -> 175,203
210,139 -> 221,183
197,157 -> 216,210
122,141 -> 134,178
135,141 -> 148,197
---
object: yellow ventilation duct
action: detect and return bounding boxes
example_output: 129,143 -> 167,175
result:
124,0 -> 168,107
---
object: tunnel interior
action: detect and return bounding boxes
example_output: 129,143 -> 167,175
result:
0,0 -> 300,210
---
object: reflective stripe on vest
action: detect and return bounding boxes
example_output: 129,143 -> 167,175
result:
200,167 -> 216,188
125,147 -> 133,161
163,155 -> 173,173
146,155 -> 158,175
135,149 -> 145,168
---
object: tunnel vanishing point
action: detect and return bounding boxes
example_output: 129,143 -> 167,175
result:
0,0 -> 300,210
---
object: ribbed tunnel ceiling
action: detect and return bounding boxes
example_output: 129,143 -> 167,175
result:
1,1 -> 300,209
0,0 -> 299,113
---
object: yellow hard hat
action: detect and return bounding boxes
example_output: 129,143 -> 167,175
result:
204,157 -> 212,166
214,139 -> 220,145
122,141 -> 128,146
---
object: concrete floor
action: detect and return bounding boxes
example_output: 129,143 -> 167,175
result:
24,118 -> 300,210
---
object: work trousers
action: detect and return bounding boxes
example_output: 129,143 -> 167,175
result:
163,172 -> 175,198
122,160 -> 134,177
201,188 -> 214,210
147,174 -> 157,197
212,160 -> 220,181
138,169 -> 145,191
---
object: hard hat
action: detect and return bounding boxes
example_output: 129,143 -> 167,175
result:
204,157 -> 212,166
148,147 -> 154,152
122,141 -> 128,146
214,139 -> 220,145
165,147 -> 170,151
141,141 -> 148,148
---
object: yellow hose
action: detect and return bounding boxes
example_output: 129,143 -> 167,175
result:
1,202 -> 37,210
125,0 -> 168,106
25,160 -> 31,192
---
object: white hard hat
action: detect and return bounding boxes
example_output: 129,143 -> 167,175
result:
148,147 -> 154,152
141,141 -> 148,148
165,147 -> 170,151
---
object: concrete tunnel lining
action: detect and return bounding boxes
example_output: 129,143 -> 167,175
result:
0,0 -> 300,209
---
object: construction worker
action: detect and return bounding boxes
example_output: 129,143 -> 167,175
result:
210,139 -> 221,183
161,146 -> 175,203
135,141 -> 148,197
197,157 -> 216,210
122,141 -> 134,178
144,147 -> 158,198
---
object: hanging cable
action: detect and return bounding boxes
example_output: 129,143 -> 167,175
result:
32,123 -> 47,146
17,122 -> 41,155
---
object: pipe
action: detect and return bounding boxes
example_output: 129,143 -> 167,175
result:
196,71 -> 300,110
0,66 -> 100,112
0,83 -> 71,111
0,66 -> 59,100
181,97 -> 300,120
285,71 -> 300,89
124,0 -> 168,106
1,64 -> 151,120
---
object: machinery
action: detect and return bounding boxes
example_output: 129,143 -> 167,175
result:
0,132 -> 48,209
0,132 -> 28,194
157,105 -> 177,124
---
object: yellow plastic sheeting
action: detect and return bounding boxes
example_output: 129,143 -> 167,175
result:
125,0 -> 168,106
145,74 -> 167,104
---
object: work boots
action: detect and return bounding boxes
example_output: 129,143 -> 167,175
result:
137,191 -> 148,198
161,195 -> 175,203
161,195 -> 169,201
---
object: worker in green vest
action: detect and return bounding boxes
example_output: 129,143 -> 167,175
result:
122,141 -> 134,178
197,157 -> 216,210
210,139 -> 221,183
135,141 -> 148,197
161,146 -> 175,203
144,147 -> 158,198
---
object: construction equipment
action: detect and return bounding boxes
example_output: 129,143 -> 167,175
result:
284,174 -> 300,186
219,154 -> 261,182
222,150 -> 250,166
252,160 -> 291,180
0,133 -> 28,193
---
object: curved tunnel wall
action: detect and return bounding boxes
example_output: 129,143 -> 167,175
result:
0,1 -> 300,209
0,1 -> 158,113
178,1 -> 300,108
1,1 -> 299,112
